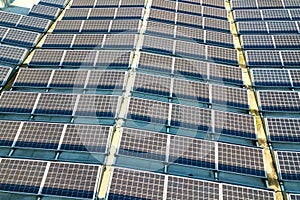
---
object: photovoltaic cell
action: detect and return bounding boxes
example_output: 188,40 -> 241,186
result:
276,151 -> 300,180
107,168 -> 165,200
266,118 -> 300,142
218,143 -> 265,177
118,128 -> 167,161
42,162 -> 99,199
0,159 -> 47,194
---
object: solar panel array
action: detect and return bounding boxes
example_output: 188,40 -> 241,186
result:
0,0 -> 284,199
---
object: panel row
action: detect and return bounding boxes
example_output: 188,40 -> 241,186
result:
145,21 -> 234,48
13,69 -> 126,91
234,9 -> 300,22
0,158 -> 100,199
116,127 -> 265,178
231,0 -> 300,10
28,50 -> 133,69
245,51 -> 300,67
53,19 -> 141,33
0,26 -> 41,48
237,21 -> 300,35
0,92 -> 120,119
251,69 -> 300,88
71,0 -> 146,8
257,91 -> 300,112
141,35 -> 238,65
41,34 -> 137,49
150,2 -> 228,20
107,167 -> 275,200
28,4 -> 61,20
137,52 -> 244,86
132,73 -> 249,110
63,7 -> 144,20
0,11 -> 51,33
0,120 -> 111,154
0,44 -> 28,65
125,97 -> 256,140
148,9 -> 231,33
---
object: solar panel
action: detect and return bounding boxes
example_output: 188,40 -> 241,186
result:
211,85 -> 249,109
62,50 -> 97,67
49,70 -> 88,88
16,122 -> 64,149
257,0 -> 283,9
148,9 -> 176,24
252,69 -> 292,87
0,26 -> 8,41
231,0 -> 257,10
202,6 -> 227,20
2,28 -> 40,48
290,194 -> 300,200
28,4 -> 60,20
95,51 -> 131,68
246,51 -> 283,67
127,97 -> 169,124
72,34 -> 104,48
0,92 -> 38,114
173,58 -> 208,80
290,70 -> 300,87
204,18 -> 231,33
88,8 -> 116,20
63,8 -> 90,20
151,0 -> 176,12
209,63 -> 243,85
284,0 -> 300,8
177,0 -> 201,6
116,7 -> 143,19
61,124 -> 111,152
276,151 -> 300,180
167,176 -> 219,200
262,9 -> 290,20
176,25 -> 204,43
282,51 -> 300,67
214,110 -> 256,139
53,20 -> 83,33
218,143 -> 265,177
35,93 -> 77,115
222,184 -> 275,200
172,79 -> 209,102
0,66 -> 12,87
75,95 -> 119,117
268,21 -> 298,34
29,50 -> 64,66
177,2 -> 202,16
258,91 -> 300,112
176,13 -> 203,28
171,104 -> 212,131
110,20 -> 140,33
205,31 -> 234,48
273,35 -> 300,49
95,0 -> 120,8
121,0 -> 145,7
290,9 -> 300,20
17,15 -> 51,33
207,46 -> 239,65
133,73 -> 171,96
138,52 -> 173,73
0,120 -> 20,147
0,159 -> 47,194
39,0 -> 68,8
86,71 -> 125,90
0,11 -> 21,27
71,0 -> 95,8
175,40 -> 205,59
0,44 -> 28,65
233,10 -> 262,21
202,0 -> 225,8
118,127 -> 167,161
168,135 -> 215,168
241,35 -> 274,49
142,35 -> 174,54
42,34 -> 74,48
103,34 -> 137,49
13,69 -> 52,87
266,118 -> 300,142
145,21 -> 175,38
107,168 -> 165,200
81,20 -> 111,33
42,162 -> 100,199
237,22 -> 268,34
